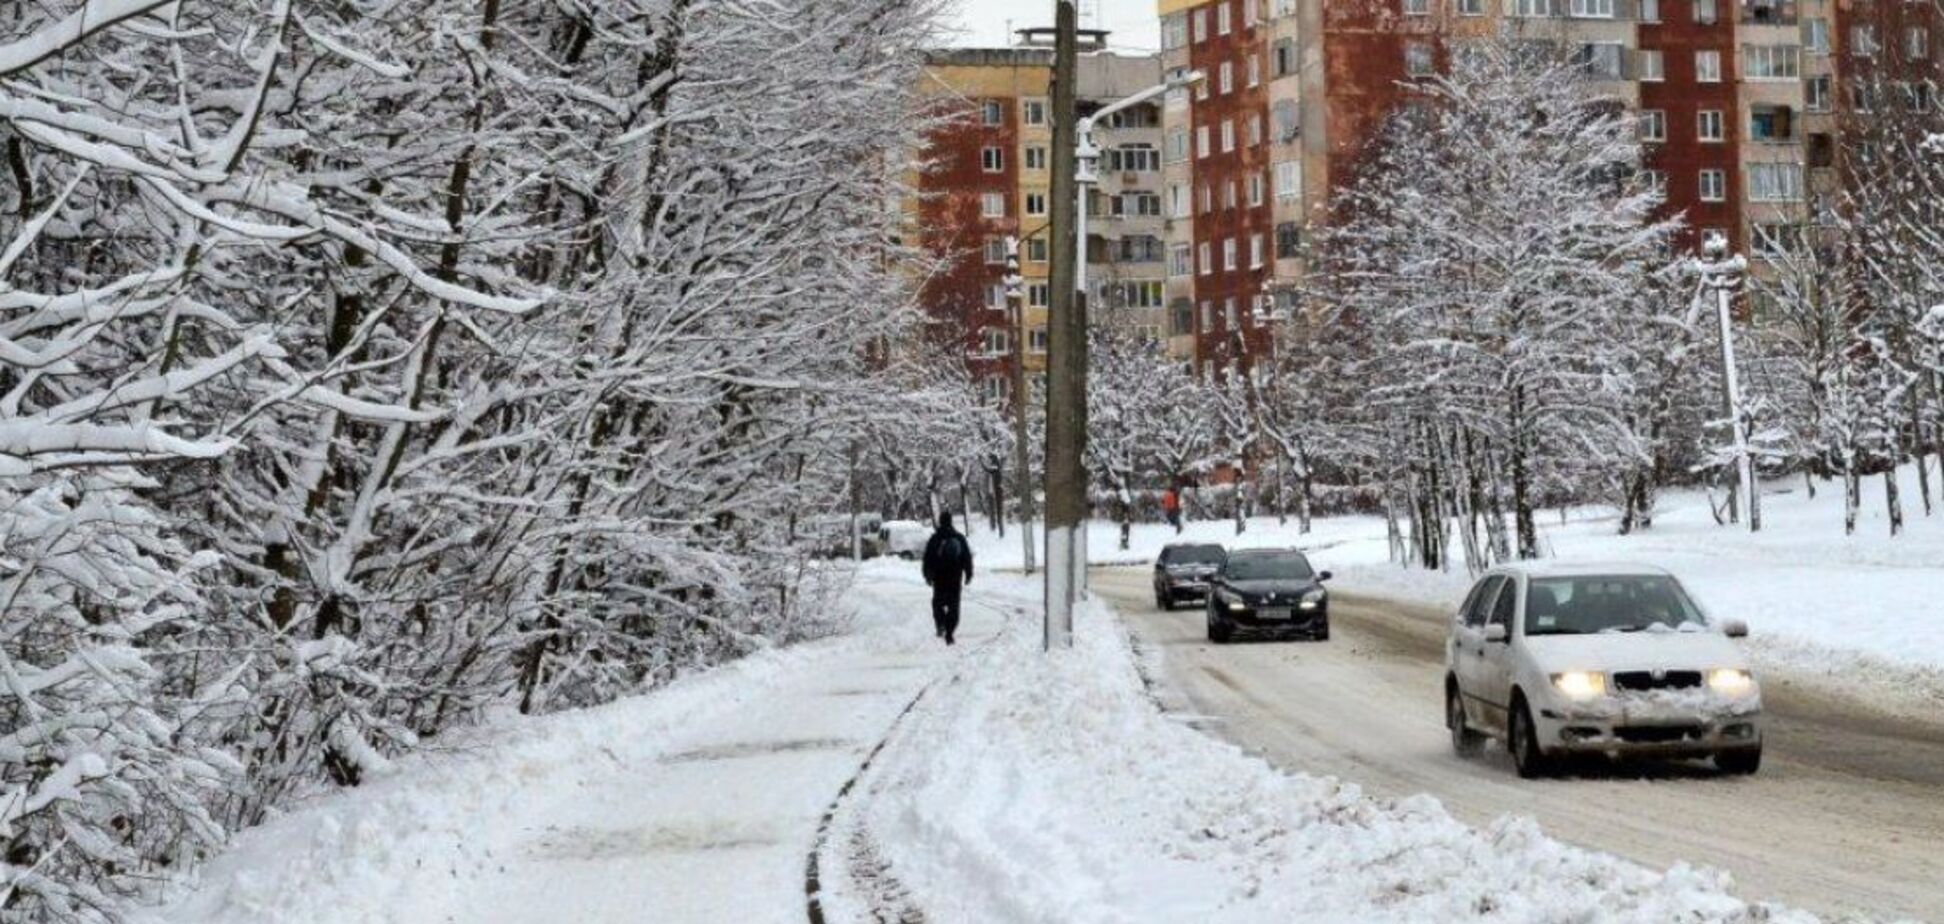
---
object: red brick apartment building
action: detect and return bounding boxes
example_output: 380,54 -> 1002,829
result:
913,1 -> 1932,393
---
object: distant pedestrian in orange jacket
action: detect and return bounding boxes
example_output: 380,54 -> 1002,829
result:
1161,488 -> 1182,533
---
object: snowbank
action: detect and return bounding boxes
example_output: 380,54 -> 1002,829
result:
864,596 -> 1826,924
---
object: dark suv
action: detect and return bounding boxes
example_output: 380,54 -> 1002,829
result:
1206,549 -> 1331,643
1152,543 -> 1227,610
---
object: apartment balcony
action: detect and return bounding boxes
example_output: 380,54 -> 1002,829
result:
1749,104 -> 1801,145
1741,0 -> 1796,25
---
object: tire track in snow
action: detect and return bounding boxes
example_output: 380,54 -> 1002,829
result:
804,597 -> 1021,924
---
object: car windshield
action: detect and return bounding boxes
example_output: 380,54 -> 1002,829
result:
1524,576 -> 1707,636
1224,552 -> 1314,581
1164,546 -> 1225,565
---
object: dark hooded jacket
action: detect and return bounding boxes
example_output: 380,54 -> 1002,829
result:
922,516 -> 974,595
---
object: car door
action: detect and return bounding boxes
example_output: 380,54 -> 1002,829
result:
1451,575 -> 1504,727
1474,574 -> 1521,733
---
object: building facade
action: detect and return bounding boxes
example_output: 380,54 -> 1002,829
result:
912,41 -> 1164,402
914,1 -> 1927,393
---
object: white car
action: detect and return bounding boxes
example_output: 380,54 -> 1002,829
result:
879,520 -> 931,560
1443,563 -> 1763,778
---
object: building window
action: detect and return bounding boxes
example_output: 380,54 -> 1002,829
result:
1851,25 -> 1877,58
1404,0 -> 1429,14
1025,193 -> 1047,216
982,100 -> 1004,126
1162,13 -> 1189,50
1170,244 -> 1193,277
1028,284 -> 1050,308
1249,233 -> 1266,269
1247,114 -> 1263,147
1405,42 -> 1434,78
1694,0 -> 1717,25
982,193 -> 1007,218
1192,8 -> 1208,43
1575,43 -> 1623,79
1197,126 -> 1211,159
982,147 -> 1004,173
1022,99 -> 1047,126
1025,146 -> 1047,171
1223,238 -> 1238,272
1221,120 -> 1236,153
1276,222 -> 1302,259
1198,243 -> 1213,276
1806,76 -> 1831,112
1695,50 -> 1722,83
1803,19 -> 1829,55
1698,110 -> 1724,142
1699,169 -> 1726,202
1640,110 -> 1666,142
1569,0 -> 1615,18
1248,54 -> 1261,88
1275,160 -> 1303,199
985,238 -> 1007,264
1274,39 -> 1296,77
1217,1 -> 1232,35
1638,0 -> 1659,21
1744,45 -> 1800,80
1748,163 -> 1803,201
1029,327 -> 1048,354
1027,238 -> 1048,263
1248,173 -> 1265,207
1637,50 -> 1664,82
1219,61 -> 1234,95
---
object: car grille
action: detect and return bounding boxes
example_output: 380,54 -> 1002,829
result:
1614,724 -> 1705,744
1611,670 -> 1703,692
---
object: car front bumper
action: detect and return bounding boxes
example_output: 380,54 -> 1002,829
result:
1535,706 -> 1763,757
1221,605 -> 1328,633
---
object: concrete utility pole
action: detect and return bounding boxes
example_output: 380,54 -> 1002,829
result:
1005,236 -> 1037,575
1700,231 -> 1759,532
1043,0 -> 1083,650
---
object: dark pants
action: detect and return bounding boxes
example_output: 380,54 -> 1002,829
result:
931,592 -> 961,642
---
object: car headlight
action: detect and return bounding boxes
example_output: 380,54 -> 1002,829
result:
1227,595 -> 1248,612
1551,671 -> 1607,699
1707,668 -> 1755,697
1299,588 -> 1326,609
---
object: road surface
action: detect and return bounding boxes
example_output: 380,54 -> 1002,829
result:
1094,566 -> 1944,922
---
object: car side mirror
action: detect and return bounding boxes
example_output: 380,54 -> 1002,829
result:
1722,619 -> 1749,639
1483,624 -> 1509,644
1317,570 -> 1332,582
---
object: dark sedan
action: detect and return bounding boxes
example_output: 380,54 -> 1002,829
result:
1206,549 -> 1331,643
1153,543 -> 1227,610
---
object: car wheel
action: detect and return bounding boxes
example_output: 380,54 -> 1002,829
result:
1509,698 -> 1553,779
1448,684 -> 1485,756
1315,620 -> 1330,642
1207,607 -> 1232,644
1716,746 -> 1762,776
1156,590 -> 1173,612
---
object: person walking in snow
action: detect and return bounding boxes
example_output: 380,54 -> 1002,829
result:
1161,487 -> 1182,533
922,512 -> 974,646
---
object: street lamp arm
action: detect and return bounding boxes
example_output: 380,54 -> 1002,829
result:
1076,71 -> 1204,136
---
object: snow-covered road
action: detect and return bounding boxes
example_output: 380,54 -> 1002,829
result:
1093,567 -> 1944,922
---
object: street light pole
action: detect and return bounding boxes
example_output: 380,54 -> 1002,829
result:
1043,0 -> 1083,650
1700,231 -> 1759,532
1005,236 -> 1037,575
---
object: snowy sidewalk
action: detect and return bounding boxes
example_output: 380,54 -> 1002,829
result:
143,563 -> 1004,924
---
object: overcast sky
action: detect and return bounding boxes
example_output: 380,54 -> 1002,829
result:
946,0 -> 1161,53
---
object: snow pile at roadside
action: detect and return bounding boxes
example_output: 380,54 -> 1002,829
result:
139,565 -> 929,924
865,598 -> 1827,924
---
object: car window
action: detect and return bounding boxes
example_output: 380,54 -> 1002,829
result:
1465,577 -> 1504,629
1163,545 -> 1224,565
1457,579 -> 1489,622
1488,578 -> 1517,628
1223,552 -> 1314,581
1525,575 -> 1706,635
